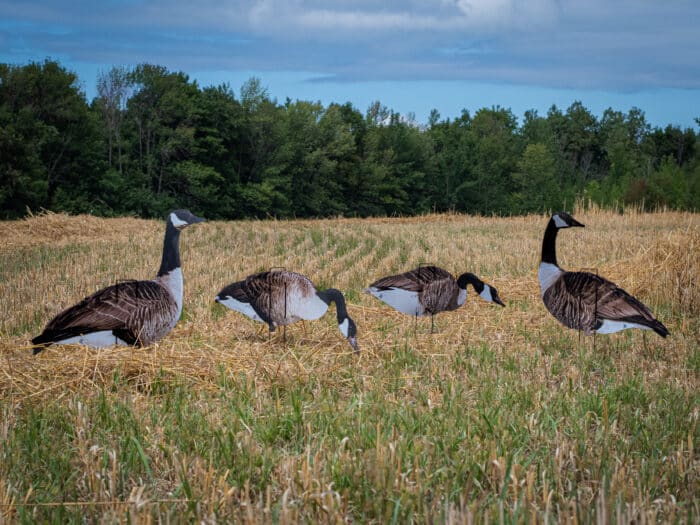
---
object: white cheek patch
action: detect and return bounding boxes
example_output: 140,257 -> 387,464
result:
596,319 -> 651,334
217,296 -> 263,322
553,214 -> 568,228
338,318 -> 349,337
169,212 -> 188,228
538,262 -> 563,295
56,331 -> 129,348
479,285 -> 493,303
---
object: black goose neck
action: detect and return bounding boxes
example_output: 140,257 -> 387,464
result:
457,273 -> 483,293
157,222 -> 181,276
317,288 -> 348,321
541,218 -> 559,265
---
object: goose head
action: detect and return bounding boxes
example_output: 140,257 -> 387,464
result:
479,283 -> 506,307
169,209 -> 206,230
458,273 -> 506,307
552,212 -> 584,229
338,316 -> 359,353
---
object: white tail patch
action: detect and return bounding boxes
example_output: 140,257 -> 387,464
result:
367,287 -> 425,316
596,319 -> 652,334
538,262 -> 563,295
55,331 -> 129,348
217,295 -> 263,322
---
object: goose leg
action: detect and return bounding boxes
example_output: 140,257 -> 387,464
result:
430,314 -> 435,334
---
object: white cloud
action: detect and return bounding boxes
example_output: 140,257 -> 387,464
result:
296,10 -> 442,31
243,0 -> 559,34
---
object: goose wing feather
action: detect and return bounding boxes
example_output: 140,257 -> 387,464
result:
219,271 -> 315,326
246,271 -> 316,324
33,280 -> 176,346
545,271 -> 662,333
369,266 -> 452,292
421,276 -> 459,313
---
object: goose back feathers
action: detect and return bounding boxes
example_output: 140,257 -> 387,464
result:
32,209 -> 205,354
539,212 -> 669,338
216,270 -> 359,352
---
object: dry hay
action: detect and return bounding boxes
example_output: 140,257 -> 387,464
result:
635,227 -> 700,315
586,215 -> 700,315
0,210 -> 148,249
1,300 -> 507,404
1,209 -> 698,405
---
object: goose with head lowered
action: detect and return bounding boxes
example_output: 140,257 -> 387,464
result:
538,211 -> 668,338
365,265 -> 505,332
31,209 -> 205,354
215,270 -> 359,353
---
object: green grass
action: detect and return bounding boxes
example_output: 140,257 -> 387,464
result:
2,330 -> 697,522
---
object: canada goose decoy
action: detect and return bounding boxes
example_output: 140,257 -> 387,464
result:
365,265 -> 505,332
31,209 -> 205,354
539,212 -> 668,338
215,270 -> 359,353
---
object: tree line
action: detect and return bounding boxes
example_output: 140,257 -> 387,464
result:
1,59 -> 698,220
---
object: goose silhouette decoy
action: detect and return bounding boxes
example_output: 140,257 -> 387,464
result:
215,270 -> 359,352
31,209 -> 205,354
365,265 -> 505,332
538,211 -> 668,337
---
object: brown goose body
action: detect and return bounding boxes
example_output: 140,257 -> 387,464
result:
219,271 -> 324,327
542,270 -> 668,336
32,279 -> 179,348
368,266 -> 465,316
31,209 -> 205,354
216,270 -> 359,352
539,212 -> 669,338
365,266 -> 504,333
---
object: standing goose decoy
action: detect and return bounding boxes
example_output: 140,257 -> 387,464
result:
215,270 -> 359,353
365,265 -> 505,332
31,209 -> 205,354
538,211 -> 668,338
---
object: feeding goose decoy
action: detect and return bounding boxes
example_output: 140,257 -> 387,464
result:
538,211 -> 668,338
365,265 -> 505,332
31,209 -> 205,354
215,270 -> 359,353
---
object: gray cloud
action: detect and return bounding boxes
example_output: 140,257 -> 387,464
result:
0,0 -> 698,91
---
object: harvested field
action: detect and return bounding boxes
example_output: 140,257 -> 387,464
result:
1,208 -> 698,523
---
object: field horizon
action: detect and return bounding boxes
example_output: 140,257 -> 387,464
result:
1,207 -> 698,523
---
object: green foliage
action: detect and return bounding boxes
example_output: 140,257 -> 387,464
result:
647,156 -> 689,209
1,60 -> 699,219
511,143 -> 561,213
0,60 -> 104,218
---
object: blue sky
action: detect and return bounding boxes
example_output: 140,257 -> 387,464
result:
1,0 -> 699,128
